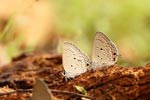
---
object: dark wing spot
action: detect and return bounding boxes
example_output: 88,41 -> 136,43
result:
74,57 -> 76,60
113,53 -> 116,55
71,65 -> 73,67
86,63 -> 89,66
97,55 -> 100,57
100,48 -> 103,50
101,58 -> 103,60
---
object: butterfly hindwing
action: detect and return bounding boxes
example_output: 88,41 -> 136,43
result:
92,32 -> 118,67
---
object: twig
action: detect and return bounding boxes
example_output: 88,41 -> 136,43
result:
0,91 -> 16,96
51,89 -> 95,100
0,89 -> 95,100
0,89 -> 32,96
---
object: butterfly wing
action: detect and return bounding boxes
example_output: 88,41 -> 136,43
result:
63,42 -> 91,78
92,32 -> 118,67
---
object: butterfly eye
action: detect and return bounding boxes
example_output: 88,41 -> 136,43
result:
100,48 -> 103,50
74,57 -> 76,60
97,55 -> 100,57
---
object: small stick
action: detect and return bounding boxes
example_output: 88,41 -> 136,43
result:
51,89 -> 95,100
0,89 -> 95,100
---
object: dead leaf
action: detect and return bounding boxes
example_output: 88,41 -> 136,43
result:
75,85 -> 87,95
31,78 -> 58,100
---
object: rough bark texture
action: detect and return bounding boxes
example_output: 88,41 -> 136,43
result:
0,52 -> 150,100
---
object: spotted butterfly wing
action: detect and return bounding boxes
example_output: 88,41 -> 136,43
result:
92,32 -> 118,67
63,42 -> 91,78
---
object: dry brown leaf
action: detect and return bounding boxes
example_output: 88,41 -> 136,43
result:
31,78 -> 60,100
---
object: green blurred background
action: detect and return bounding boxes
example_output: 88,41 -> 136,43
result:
0,0 -> 149,66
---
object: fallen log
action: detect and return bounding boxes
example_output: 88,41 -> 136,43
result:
0,52 -> 149,100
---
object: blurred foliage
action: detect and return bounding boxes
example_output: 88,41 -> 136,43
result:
53,0 -> 150,66
0,16 -> 14,43
0,16 -> 17,63
0,0 -> 150,66
0,16 -> 33,63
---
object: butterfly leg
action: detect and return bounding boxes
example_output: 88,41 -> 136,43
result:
61,71 -> 73,81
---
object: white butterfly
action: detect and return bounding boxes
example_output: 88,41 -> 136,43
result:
63,32 -> 118,78
63,42 -> 91,78
92,32 -> 118,68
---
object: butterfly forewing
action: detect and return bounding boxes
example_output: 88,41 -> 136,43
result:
92,32 -> 118,67
63,42 -> 91,78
